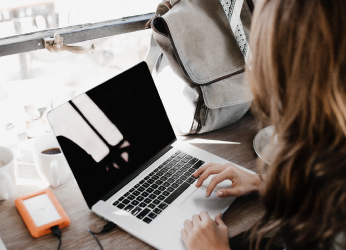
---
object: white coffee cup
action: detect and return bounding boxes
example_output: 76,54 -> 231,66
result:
0,146 -> 16,200
32,134 -> 71,187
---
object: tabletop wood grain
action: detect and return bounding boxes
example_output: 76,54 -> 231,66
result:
0,112 -> 264,250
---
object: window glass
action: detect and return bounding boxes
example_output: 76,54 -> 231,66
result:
0,29 -> 152,146
0,0 -> 158,38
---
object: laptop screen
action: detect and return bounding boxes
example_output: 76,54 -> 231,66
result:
48,62 -> 176,208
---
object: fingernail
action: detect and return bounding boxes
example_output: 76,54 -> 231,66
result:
217,191 -> 223,197
205,193 -> 209,198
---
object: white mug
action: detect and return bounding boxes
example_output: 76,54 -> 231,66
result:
0,146 -> 16,200
32,134 -> 71,187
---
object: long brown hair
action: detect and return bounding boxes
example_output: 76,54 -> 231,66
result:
248,0 -> 346,249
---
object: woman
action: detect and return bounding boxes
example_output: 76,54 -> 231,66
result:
181,0 -> 346,249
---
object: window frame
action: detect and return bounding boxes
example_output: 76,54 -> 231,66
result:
0,12 -> 154,57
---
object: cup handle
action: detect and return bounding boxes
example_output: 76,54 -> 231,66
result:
50,160 -> 59,187
0,173 -> 14,200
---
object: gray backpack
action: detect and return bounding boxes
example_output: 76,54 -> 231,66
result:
148,0 -> 253,135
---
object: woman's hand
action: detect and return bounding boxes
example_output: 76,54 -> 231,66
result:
181,212 -> 231,250
193,162 -> 262,198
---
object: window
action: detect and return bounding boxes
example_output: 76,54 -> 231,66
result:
0,0 -> 158,155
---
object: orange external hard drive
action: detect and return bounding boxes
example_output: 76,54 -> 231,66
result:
15,188 -> 70,238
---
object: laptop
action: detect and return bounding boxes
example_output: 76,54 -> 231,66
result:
47,62 -> 254,249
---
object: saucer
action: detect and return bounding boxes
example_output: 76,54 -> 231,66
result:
253,126 -> 274,164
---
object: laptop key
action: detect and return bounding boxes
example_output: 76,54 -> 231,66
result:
137,208 -> 151,220
127,195 -> 136,200
113,201 -> 119,206
179,175 -> 189,181
167,178 -> 174,183
156,171 -> 164,176
159,176 -> 168,181
149,194 -> 157,199
117,203 -> 125,209
137,187 -> 145,192
187,168 -> 195,173
163,173 -> 171,178
137,196 -> 144,201
175,179 -> 184,185
147,179 -> 155,184
143,217 -> 152,224
186,177 -> 196,184
155,180 -> 163,185
139,202 -> 147,208
146,187 -> 154,193
185,155 -> 192,159
148,212 -> 157,219
133,191 -> 140,196
158,186 -> 166,191
147,203 -> 156,209
153,199 -> 161,205
134,184 -> 140,188
124,192 -> 131,197
123,199 -> 130,205
183,172 -> 191,178
151,184 -> 158,189
118,196 -> 124,201
144,198 -> 152,204
149,172 -> 155,176
164,182 -> 190,204
172,174 -> 180,179
162,182 -> 170,187
131,207 -> 142,216
181,158 -> 189,163
130,188 -> 135,192
192,160 -> 205,169
142,183 -> 150,188
167,187 -> 174,192
157,195 -> 165,201
124,205 -> 135,212
162,191 -> 170,196
140,180 -> 145,184
171,183 -> 179,188
141,191 -> 149,197
158,203 -> 168,210
188,158 -> 198,164
153,208 -> 162,214
152,175 -> 159,180
131,200 -> 139,206
153,190 -> 161,195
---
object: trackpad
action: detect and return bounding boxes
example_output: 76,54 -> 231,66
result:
178,186 -> 235,219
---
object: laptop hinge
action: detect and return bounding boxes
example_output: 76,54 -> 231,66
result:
100,139 -> 177,202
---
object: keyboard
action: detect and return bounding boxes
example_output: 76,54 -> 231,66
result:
112,151 -> 204,224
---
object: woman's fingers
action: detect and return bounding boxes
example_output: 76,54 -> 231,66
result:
184,220 -> 193,234
217,187 -> 242,197
181,229 -> 188,245
215,213 -> 226,227
193,162 -> 221,177
192,214 -> 202,226
205,169 -> 233,197
195,164 -> 228,188
199,211 -> 211,221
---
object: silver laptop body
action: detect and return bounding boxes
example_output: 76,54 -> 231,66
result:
48,62 -> 254,250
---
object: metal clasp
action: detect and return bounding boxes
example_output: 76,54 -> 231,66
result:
43,34 -> 95,54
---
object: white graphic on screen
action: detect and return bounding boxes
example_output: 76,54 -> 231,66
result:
49,93 -> 130,171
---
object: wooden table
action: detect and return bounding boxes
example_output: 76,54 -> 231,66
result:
0,112 -> 264,250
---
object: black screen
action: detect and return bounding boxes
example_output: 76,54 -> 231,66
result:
49,62 -> 176,208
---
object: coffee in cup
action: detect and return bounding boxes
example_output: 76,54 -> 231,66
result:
32,134 -> 71,187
